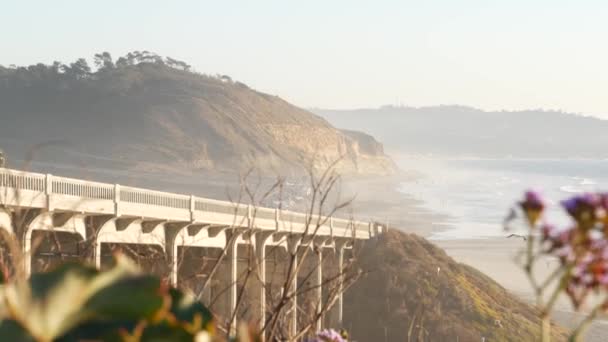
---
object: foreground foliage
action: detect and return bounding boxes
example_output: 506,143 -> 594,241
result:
0,256 -> 214,341
514,191 -> 608,341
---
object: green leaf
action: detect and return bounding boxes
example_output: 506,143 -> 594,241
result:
81,275 -> 165,320
3,262 -> 101,339
0,320 -> 36,342
168,288 -> 214,329
0,255 -> 217,341
56,320 -> 133,342
140,323 -> 195,341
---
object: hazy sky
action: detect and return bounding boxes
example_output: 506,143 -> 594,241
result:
2,0 -> 607,117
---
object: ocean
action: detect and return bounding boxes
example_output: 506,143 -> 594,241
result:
398,158 -> 608,240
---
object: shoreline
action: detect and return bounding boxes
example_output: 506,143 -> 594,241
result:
343,173 -> 452,237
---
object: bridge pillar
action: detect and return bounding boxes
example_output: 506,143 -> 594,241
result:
337,246 -> 344,326
294,238 -> 326,336
287,236 -> 300,339
214,228 -> 243,337
335,239 -> 350,328
254,231 -> 274,340
164,222 -> 190,286
322,239 -> 350,330
229,234 -> 238,334
314,243 -> 324,332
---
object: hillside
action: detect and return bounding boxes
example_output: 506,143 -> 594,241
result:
344,230 -> 567,342
0,53 -> 395,176
315,106 -> 608,158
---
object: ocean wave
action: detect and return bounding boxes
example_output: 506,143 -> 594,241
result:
559,185 -> 582,193
571,176 -> 596,185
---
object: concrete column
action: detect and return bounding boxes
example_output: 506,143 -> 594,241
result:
165,224 -> 187,287
337,246 -> 345,326
324,240 -> 348,329
228,234 -> 239,336
170,241 -> 179,286
287,237 -> 300,338
84,216 -> 113,270
315,247 -> 323,331
257,242 -> 266,331
254,232 -> 273,340
290,253 -> 298,338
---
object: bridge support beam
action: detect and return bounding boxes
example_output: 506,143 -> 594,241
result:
335,239 -> 350,328
213,228 -> 245,337
254,231 -> 274,340
287,237 -> 300,339
314,244 -> 324,332
337,246 -> 344,326
165,222 -> 191,286
228,234 -> 238,335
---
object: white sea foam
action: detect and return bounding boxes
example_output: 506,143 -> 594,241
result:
398,158 -> 608,240
559,185 -> 582,193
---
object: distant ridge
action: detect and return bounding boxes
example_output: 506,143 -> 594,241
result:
314,105 -> 608,158
0,52 -> 396,176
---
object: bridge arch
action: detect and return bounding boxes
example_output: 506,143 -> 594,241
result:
95,219 -> 167,277
23,212 -> 86,275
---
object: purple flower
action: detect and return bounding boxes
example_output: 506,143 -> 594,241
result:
561,194 -> 599,222
313,329 -> 346,342
520,190 -> 545,225
524,190 -> 545,209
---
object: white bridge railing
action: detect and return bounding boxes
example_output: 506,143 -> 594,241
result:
0,168 -> 381,239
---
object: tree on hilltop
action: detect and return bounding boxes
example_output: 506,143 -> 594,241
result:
93,52 -> 114,71
62,58 -> 91,79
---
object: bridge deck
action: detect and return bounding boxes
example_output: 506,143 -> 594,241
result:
0,168 -> 376,239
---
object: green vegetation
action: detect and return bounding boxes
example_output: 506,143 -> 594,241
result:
0,255 -> 215,341
344,230 -> 567,341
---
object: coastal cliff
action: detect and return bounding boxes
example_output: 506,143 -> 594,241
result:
0,59 -> 395,176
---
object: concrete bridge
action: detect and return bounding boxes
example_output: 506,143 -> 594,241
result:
0,167 -> 383,338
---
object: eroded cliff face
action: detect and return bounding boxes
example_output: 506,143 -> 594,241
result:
261,124 -> 396,175
0,63 -> 396,176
